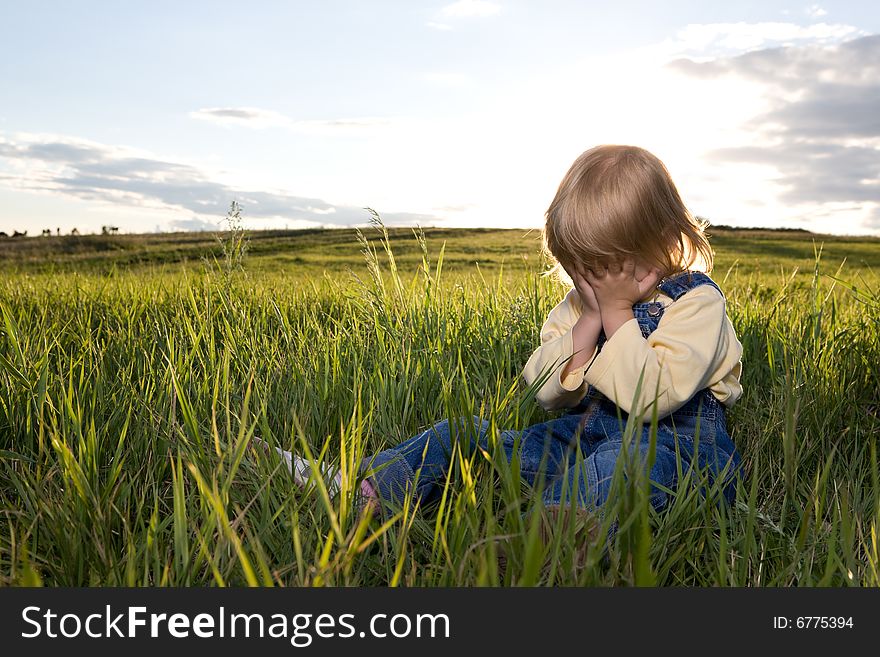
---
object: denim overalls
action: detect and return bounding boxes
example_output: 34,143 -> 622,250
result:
362,270 -> 743,514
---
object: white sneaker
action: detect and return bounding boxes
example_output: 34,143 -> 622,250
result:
252,436 -> 342,497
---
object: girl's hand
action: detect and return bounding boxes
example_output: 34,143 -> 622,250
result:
568,263 -> 601,316
585,258 -> 662,312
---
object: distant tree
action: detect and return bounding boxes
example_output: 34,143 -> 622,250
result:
41,228 -> 52,237
56,227 -> 60,236
71,228 -> 80,236
101,225 -> 109,235
12,230 -> 27,238
109,226 -> 119,234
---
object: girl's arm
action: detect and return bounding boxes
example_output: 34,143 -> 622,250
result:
521,289 -> 601,411
560,312 -> 602,382
583,285 -> 743,419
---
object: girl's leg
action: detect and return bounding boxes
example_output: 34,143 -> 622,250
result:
541,433 -> 680,511
500,412 -> 590,488
362,413 -> 588,508
541,423 -> 741,512
362,415 -> 486,507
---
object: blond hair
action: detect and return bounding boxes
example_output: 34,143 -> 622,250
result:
541,145 -> 713,287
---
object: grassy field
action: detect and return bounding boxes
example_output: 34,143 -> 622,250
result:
1,218 -> 879,586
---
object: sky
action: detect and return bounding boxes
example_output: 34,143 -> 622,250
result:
1,1 -> 879,236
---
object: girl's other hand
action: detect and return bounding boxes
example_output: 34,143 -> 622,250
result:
569,263 -> 601,316
585,258 -> 662,311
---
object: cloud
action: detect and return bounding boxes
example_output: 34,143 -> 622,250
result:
189,107 -> 290,129
711,142 -> 880,204
0,132 -> 440,230
440,1 -> 501,18
168,216 -> 223,232
426,21 -> 452,31
649,20 -> 862,60
805,4 -> 828,19
189,107 -> 393,135
432,203 -> 477,213
668,34 -> 880,227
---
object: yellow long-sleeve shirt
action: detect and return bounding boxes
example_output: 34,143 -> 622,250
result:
521,284 -> 743,418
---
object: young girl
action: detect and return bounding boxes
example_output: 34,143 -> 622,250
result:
258,145 -> 744,520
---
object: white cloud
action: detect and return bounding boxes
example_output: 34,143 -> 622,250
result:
188,107 -> 289,128
440,1 -> 501,18
189,107 -> 393,135
806,4 -> 828,19
426,21 -> 453,30
647,20 -> 862,61
0,131 -> 441,233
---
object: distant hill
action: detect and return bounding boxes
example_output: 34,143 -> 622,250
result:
708,224 -> 814,233
1,225 -> 878,277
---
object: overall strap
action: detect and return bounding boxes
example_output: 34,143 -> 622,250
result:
656,270 -> 723,301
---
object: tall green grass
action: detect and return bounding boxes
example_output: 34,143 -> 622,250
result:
1,219 -> 878,586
